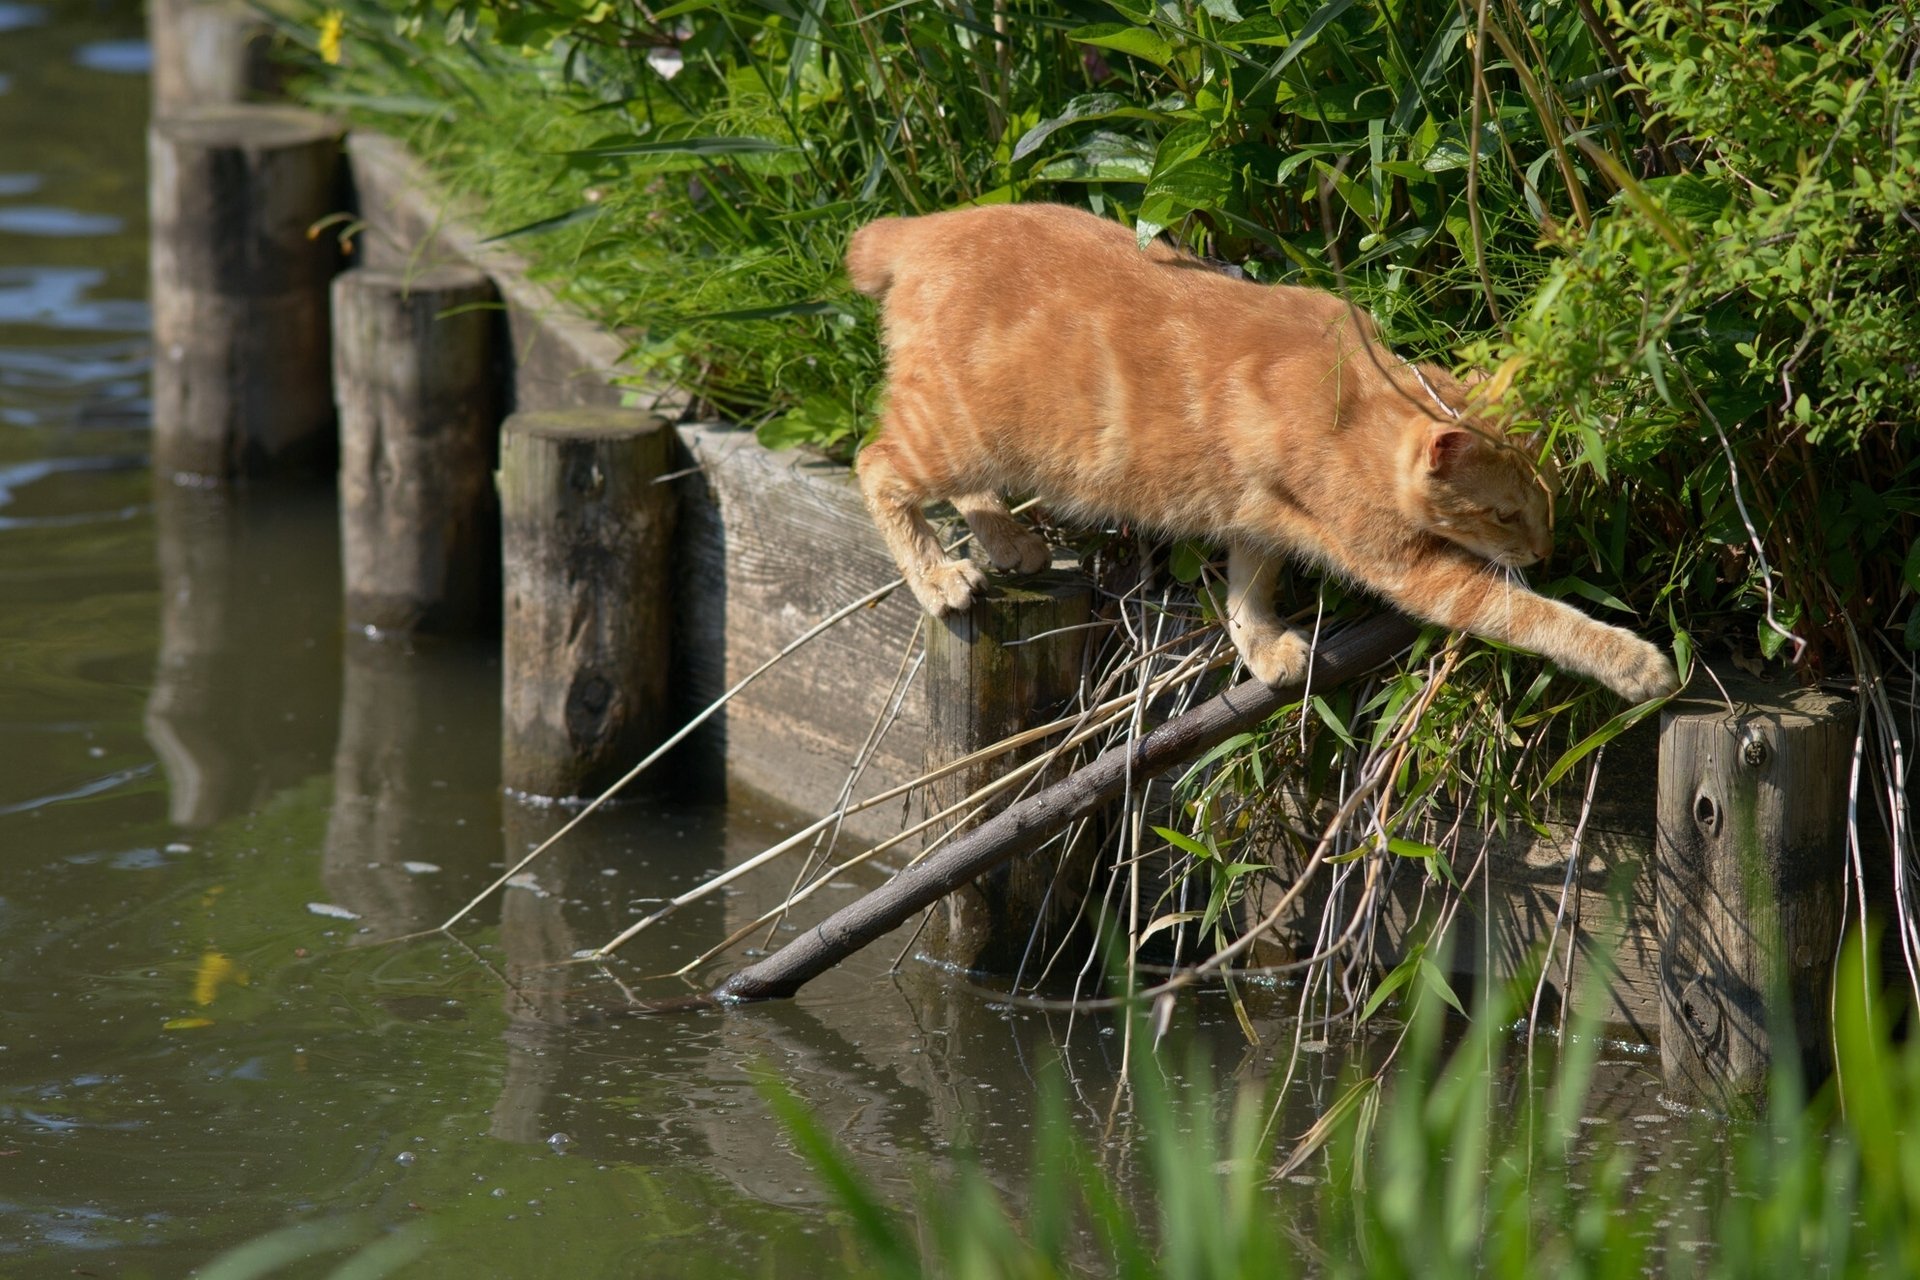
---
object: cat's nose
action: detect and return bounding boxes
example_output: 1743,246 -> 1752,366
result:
1531,536 -> 1551,563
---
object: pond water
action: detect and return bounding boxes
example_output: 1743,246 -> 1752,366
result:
0,3 -> 1722,1275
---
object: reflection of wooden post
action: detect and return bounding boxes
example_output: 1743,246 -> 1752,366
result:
149,0 -> 281,113
149,105 -> 343,481
499,411 -> 678,799
144,481 -> 344,828
919,578 -> 1093,973
333,265 -> 501,635
1657,681 -> 1850,1111
492,805 -> 577,1144
321,637 -> 503,938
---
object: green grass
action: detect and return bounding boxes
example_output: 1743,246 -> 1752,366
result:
772,932 -> 1920,1278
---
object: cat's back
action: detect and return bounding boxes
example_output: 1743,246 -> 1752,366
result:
847,204 -> 1187,309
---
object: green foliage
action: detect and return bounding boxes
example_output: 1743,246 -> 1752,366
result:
777,934 -> 1920,1277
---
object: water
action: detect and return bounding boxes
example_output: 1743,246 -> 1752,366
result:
0,3 -> 1706,1274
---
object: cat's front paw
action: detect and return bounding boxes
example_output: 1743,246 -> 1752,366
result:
1606,638 -> 1681,704
1237,629 -> 1312,687
909,558 -> 989,616
977,526 -> 1051,575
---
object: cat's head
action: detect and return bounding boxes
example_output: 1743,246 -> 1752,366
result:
1409,422 -> 1556,567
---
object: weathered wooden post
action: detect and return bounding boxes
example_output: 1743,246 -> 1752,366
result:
149,104 -> 344,480
499,410 -> 678,799
918,577 -> 1095,972
1656,680 -> 1851,1111
333,265 -> 502,635
149,0 -> 281,113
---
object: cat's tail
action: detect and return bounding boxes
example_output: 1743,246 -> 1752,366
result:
846,217 -> 907,297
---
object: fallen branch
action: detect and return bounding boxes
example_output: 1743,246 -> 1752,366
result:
711,613 -> 1419,1002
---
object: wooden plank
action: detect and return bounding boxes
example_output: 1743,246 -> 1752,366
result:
674,423 -> 931,845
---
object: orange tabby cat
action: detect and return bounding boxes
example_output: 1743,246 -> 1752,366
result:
847,203 -> 1679,703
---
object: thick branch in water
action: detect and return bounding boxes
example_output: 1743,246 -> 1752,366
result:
712,613 -> 1419,1002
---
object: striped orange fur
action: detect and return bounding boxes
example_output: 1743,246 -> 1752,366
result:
849,204 -> 1678,703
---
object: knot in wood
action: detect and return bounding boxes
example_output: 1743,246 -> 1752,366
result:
1678,976 -> 1723,1047
565,669 -> 615,745
1692,790 -> 1720,835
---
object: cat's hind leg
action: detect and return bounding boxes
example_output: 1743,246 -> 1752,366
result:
857,439 -> 987,615
1227,541 -> 1311,685
952,491 -> 1050,574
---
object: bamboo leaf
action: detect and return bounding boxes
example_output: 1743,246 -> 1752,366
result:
561,135 -> 795,160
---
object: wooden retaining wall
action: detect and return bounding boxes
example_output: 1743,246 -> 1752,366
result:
348,132 -> 930,845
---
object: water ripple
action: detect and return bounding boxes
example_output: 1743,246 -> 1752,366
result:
73,40 -> 149,74
0,207 -> 124,238
0,763 -> 155,817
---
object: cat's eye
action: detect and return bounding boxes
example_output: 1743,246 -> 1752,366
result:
1494,510 -> 1520,525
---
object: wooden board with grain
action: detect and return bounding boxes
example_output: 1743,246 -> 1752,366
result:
673,422 -> 930,845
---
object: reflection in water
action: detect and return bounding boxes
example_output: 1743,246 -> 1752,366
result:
322,633 -> 501,938
143,478 -> 341,827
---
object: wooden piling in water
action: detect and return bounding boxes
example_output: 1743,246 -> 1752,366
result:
498,410 -> 678,799
1656,680 -> 1851,1111
148,105 -> 344,481
333,264 -> 502,635
149,0 -> 281,113
919,578 -> 1096,972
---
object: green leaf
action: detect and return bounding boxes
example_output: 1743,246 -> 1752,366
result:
1417,957 -> 1466,1015
1757,601 -> 1804,660
1542,696 -> 1666,788
1011,92 -> 1130,163
1144,154 -> 1233,218
1034,130 -> 1154,183
1648,173 -> 1731,228
1361,948 -> 1421,1021
1068,22 -> 1176,70
561,135 -> 794,160
1555,576 -> 1634,614
1152,825 -> 1214,860
1168,540 -> 1208,583
1250,0 -> 1355,96
1311,695 -> 1355,747
480,205 -> 602,243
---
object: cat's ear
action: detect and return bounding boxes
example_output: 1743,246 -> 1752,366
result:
1425,426 -> 1477,474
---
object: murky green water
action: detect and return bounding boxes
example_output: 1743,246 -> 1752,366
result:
0,3 -> 1712,1275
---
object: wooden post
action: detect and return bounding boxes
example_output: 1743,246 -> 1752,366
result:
918,578 -> 1097,973
149,105 -> 344,481
149,0 -> 281,113
1657,680 -> 1851,1111
333,265 -> 502,635
499,410 -> 678,799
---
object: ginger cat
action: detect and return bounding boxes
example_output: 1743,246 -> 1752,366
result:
847,204 -> 1679,703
